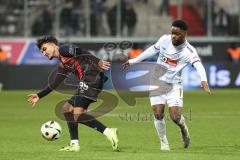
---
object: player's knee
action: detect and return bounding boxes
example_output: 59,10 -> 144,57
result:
73,114 -> 80,122
154,113 -> 164,120
170,113 -> 181,124
152,105 -> 164,120
73,108 -> 86,121
62,103 -> 73,113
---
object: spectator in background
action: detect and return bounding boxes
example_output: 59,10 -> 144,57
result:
214,8 -> 229,35
107,0 -> 137,36
32,19 -> 45,36
239,15 -> 240,35
0,47 -> 10,64
107,4 -> 118,36
42,7 -> 53,34
60,1 -> 75,36
32,7 -> 53,36
122,2 -> 137,36
90,0 -> 107,36
159,0 -> 169,16
71,0 -> 83,35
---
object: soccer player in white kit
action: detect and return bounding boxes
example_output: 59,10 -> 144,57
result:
123,20 -> 211,151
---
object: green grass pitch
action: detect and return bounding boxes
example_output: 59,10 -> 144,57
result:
0,89 -> 240,160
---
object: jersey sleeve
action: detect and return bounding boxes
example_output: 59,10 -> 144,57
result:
153,35 -> 167,51
128,45 -> 157,64
37,86 -> 52,99
184,47 -> 201,66
75,48 -> 100,66
128,35 -> 166,64
59,44 -> 101,68
37,66 -> 67,98
183,46 -> 207,82
193,61 -> 208,82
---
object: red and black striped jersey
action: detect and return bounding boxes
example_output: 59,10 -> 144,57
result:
37,44 -> 108,99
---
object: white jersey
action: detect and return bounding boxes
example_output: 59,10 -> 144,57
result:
129,34 -> 204,84
154,34 -> 200,83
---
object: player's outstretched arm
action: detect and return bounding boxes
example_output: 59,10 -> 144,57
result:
27,93 -> 39,107
200,81 -> 211,95
27,68 -> 67,107
122,44 -> 158,69
193,61 -> 211,95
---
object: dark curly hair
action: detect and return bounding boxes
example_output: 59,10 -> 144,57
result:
36,35 -> 58,49
172,20 -> 188,31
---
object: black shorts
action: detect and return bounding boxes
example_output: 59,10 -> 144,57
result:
68,96 -> 95,109
67,72 -> 107,109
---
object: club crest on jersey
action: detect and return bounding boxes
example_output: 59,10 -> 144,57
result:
159,55 -> 177,66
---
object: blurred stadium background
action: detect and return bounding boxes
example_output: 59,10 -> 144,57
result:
0,0 -> 239,90
0,1 -> 240,160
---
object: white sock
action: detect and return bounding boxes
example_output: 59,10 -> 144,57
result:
154,117 -> 167,141
179,115 -> 186,128
70,139 -> 79,145
103,128 -> 111,136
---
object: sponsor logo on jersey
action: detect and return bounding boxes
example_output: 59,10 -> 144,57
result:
159,55 -> 177,66
60,57 -> 67,63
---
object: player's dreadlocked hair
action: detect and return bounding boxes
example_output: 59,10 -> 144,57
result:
172,20 -> 188,31
36,35 -> 58,49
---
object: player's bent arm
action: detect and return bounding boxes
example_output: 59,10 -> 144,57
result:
76,48 -> 110,70
37,86 -> 53,99
76,48 -> 101,66
192,61 -> 207,82
37,71 -> 67,99
193,61 -> 211,95
128,45 -> 158,65
59,45 -> 100,64
28,71 -> 66,107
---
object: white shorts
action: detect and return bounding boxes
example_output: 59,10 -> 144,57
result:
150,84 -> 183,107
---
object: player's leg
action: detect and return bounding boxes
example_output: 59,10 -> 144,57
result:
150,96 -> 170,151
60,101 -> 80,152
152,104 -> 170,151
71,96 -> 119,151
75,107 -> 107,134
166,84 -> 190,148
169,106 -> 190,148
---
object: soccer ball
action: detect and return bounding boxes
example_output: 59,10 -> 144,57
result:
41,121 -> 62,141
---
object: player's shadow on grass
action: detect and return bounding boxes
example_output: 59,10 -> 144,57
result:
89,145 -> 240,154
172,145 -> 240,155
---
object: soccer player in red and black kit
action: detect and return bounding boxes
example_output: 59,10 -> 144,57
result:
27,36 -> 119,152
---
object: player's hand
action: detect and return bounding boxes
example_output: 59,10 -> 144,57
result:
98,60 -> 110,70
200,81 -> 211,95
27,93 -> 39,107
122,61 -> 130,69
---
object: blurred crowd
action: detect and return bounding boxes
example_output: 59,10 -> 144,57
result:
0,0 -> 139,37
0,0 -> 239,37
